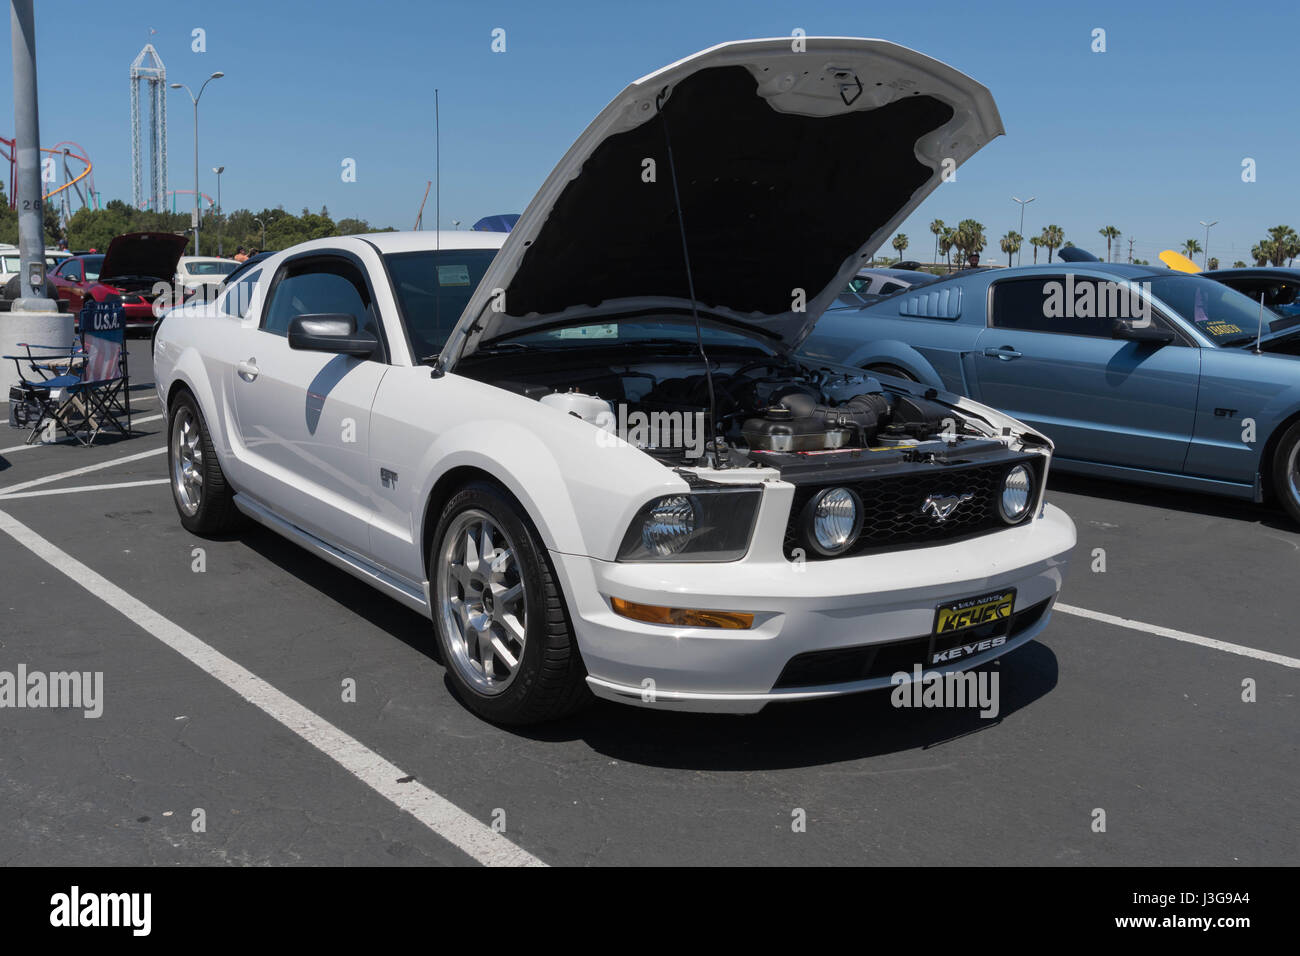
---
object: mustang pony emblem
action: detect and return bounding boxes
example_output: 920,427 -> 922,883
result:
921,492 -> 974,521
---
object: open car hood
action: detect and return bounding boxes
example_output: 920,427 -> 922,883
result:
442,37 -> 1002,369
99,232 -> 189,284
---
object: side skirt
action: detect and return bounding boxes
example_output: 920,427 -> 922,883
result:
233,493 -> 433,618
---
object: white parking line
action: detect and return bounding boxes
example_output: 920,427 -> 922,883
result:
0,413 -> 165,455
1055,603 -> 1300,669
0,478 -> 169,500
0,509 -> 545,868
0,446 -> 165,496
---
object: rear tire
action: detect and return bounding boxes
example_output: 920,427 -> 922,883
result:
168,390 -> 242,535
1272,420 -> 1300,525
431,481 -> 590,725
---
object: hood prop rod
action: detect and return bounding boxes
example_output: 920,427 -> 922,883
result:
657,85 -> 724,468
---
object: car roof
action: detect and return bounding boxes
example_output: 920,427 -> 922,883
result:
856,267 -> 934,282
351,230 -> 508,254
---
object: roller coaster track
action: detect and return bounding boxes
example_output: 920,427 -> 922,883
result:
1,136 -> 96,210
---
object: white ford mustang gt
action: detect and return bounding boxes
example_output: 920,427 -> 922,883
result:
154,38 -> 1076,723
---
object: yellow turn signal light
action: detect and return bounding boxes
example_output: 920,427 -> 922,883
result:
610,597 -> 754,630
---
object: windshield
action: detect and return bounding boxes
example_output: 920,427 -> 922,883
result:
1147,275 -> 1275,345
81,255 -> 104,281
383,249 -> 498,359
499,317 -> 774,354
187,260 -> 238,276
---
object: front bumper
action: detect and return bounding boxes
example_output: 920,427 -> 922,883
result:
551,503 -> 1076,714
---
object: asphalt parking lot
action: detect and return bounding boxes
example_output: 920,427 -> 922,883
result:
1,339 -> 1296,867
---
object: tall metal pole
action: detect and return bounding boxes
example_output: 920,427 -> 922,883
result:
170,72 -> 222,258
1199,219 -> 1217,270
1012,196 -> 1035,267
10,0 -> 53,308
213,165 -> 224,255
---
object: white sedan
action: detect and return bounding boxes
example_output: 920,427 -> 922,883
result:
154,37 -> 1075,723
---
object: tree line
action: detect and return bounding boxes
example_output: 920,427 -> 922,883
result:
0,187 -> 395,256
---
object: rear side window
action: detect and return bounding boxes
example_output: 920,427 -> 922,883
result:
221,269 -> 262,318
263,258 -> 375,340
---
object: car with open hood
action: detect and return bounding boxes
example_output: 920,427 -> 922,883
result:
153,38 -> 1075,724
49,231 -> 188,332
803,261 -> 1300,523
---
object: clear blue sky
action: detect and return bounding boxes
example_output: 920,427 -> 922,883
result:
4,0 -> 1296,264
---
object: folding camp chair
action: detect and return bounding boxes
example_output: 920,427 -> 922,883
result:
4,297 -> 132,446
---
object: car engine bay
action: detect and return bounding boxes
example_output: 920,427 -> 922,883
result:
456,347 -> 1036,479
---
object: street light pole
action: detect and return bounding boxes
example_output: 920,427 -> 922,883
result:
253,214 -> 276,250
1199,219 -> 1218,270
9,0 -> 53,308
170,71 -> 223,257
1012,196 -> 1036,267
212,165 -> 224,255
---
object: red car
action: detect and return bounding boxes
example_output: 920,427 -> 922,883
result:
50,232 -> 189,334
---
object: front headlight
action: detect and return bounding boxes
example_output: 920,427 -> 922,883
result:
617,488 -> 762,562
999,464 -> 1033,523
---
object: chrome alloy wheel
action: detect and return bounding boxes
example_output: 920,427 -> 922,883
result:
437,509 -> 528,696
171,406 -> 203,516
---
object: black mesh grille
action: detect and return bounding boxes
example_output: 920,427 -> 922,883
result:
773,597 -> 1052,689
784,455 -> 1041,559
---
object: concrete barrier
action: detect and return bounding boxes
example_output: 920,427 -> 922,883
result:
0,303 -> 74,403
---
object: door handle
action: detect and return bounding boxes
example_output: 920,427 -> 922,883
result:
237,358 -> 259,382
982,347 -> 1022,360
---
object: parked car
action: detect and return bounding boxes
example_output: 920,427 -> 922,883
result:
1203,267 -> 1300,320
175,256 -> 239,302
0,244 -> 73,294
833,266 -> 938,311
154,38 -> 1075,724
49,232 -> 188,333
802,262 -> 1300,522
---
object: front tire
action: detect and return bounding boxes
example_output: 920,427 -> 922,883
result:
431,481 -> 589,724
168,390 -> 241,535
1272,420 -> 1300,525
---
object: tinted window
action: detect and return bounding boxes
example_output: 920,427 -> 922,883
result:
383,249 -> 497,360
81,256 -> 104,281
992,276 -> 1125,337
879,281 -> 906,295
263,258 -> 374,340
188,260 -> 238,276
62,261 -> 84,281
221,269 -> 262,318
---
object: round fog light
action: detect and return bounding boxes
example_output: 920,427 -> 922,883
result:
811,487 -> 862,555
999,464 -> 1033,523
642,495 -> 697,555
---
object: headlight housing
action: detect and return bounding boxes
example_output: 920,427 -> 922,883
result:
999,463 -> 1033,523
617,488 -> 762,561
807,486 -> 862,556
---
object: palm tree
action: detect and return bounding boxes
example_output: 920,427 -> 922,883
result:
1207,257 -> 1219,271
955,218 -> 986,268
1233,260 -> 1247,268
1040,224 -> 1064,262
1265,225 -> 1299,266
1029,235 -> 1043,264
938,227 -> 957,271
892,232 -> 909,260
1099,225 -> 1121,262
1181,239 -> 1202,260
929,218 -> 945,268
1000,230 -> 1022,267
1251,242 -> 1272,267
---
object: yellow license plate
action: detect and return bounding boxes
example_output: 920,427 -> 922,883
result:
934,589 -> 1015,635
